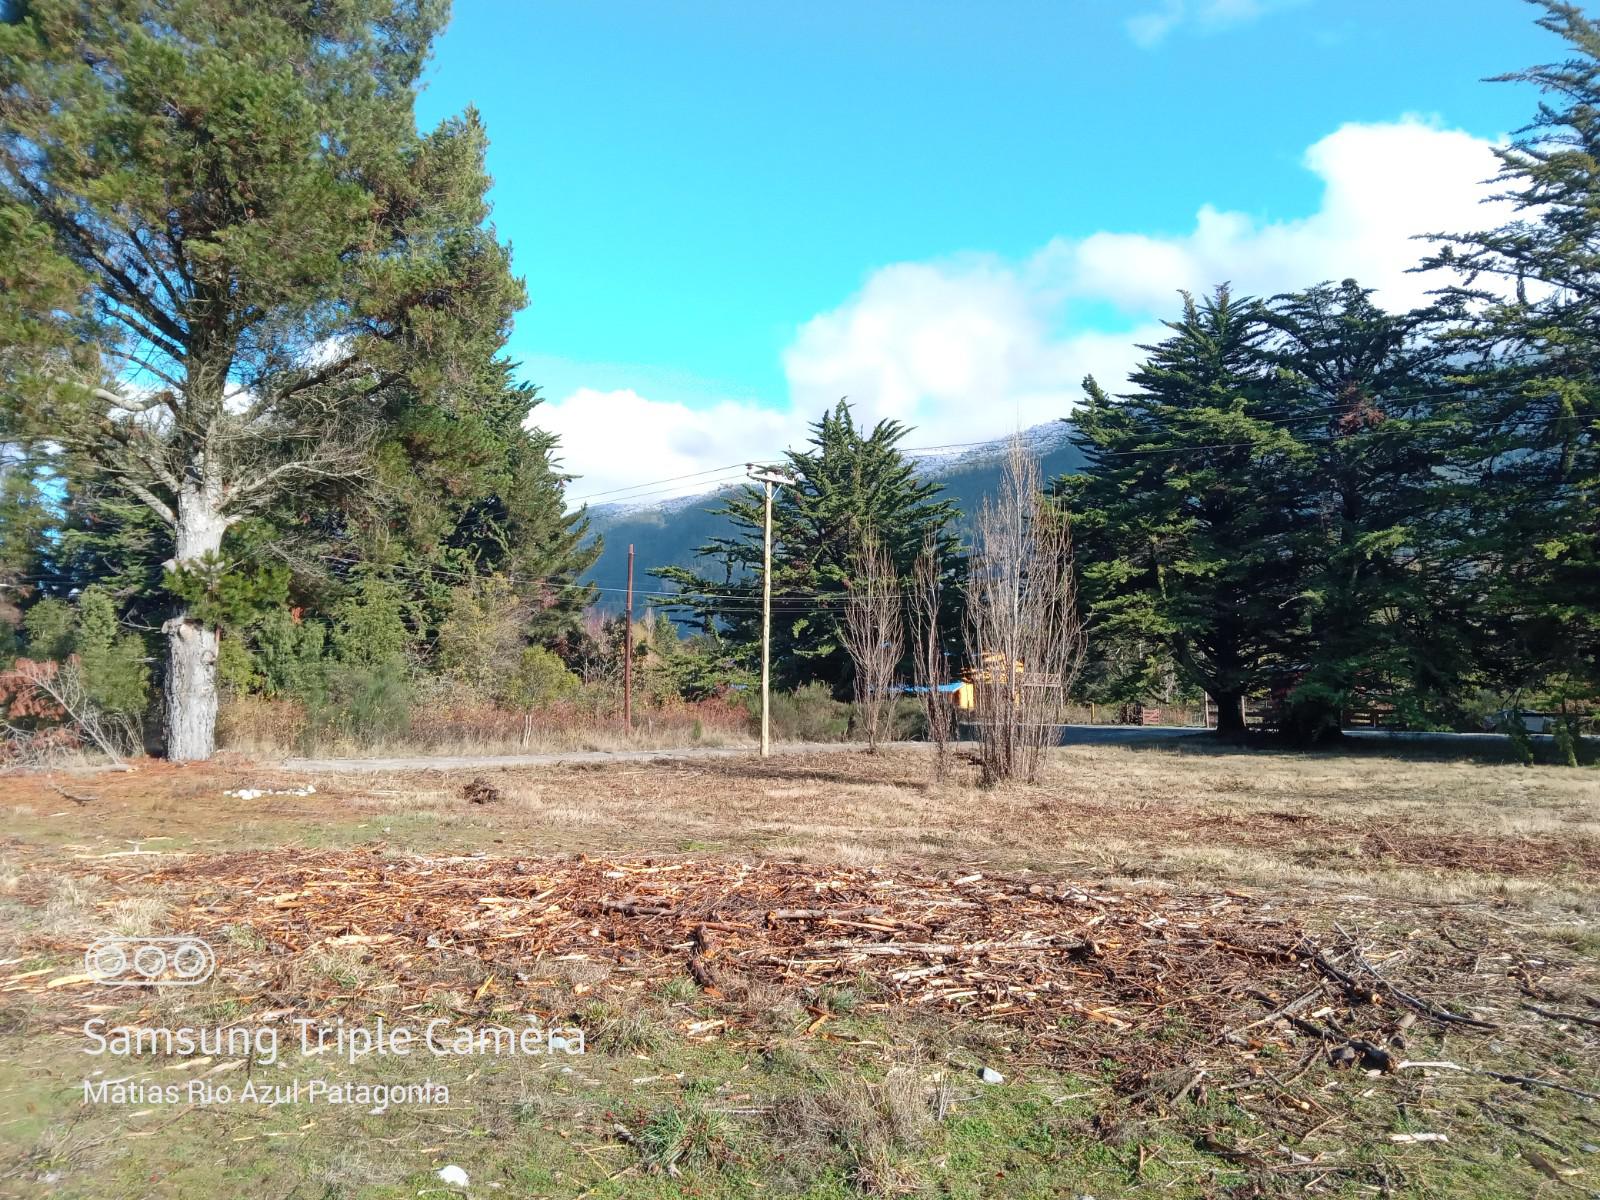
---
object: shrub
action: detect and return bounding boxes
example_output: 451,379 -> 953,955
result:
21,598 -> 74,661
74,587 -> 149,718
253,610 -> 330,700
755,682 -> 852,742
887,697 -> 925,742
436,574 -> 526,693
502,646 -> 580,709
307,658 -> 413,746
330,576 -> 413,669
216,632 -> 263,694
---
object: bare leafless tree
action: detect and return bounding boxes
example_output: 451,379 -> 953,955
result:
963,438 -> 1085,784
910,529 -> 956,780
842,529 -> 904,752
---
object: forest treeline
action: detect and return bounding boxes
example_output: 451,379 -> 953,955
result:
0,0 -> 1594,762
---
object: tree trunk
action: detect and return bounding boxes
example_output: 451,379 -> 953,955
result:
1213,690 -> 1247,739
163,479 -> 227,762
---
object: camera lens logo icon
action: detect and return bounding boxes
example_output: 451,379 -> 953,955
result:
85,937 -> 215,986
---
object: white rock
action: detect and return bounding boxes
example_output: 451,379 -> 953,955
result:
437,1164 -> 469,1187
224,783 -> 316,800
978,1066 -> 1004,1085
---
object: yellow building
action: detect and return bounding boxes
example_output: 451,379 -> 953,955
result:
956,653 -> 1026,710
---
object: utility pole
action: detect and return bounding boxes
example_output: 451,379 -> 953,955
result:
747,465 -> 795,757
623,543 -> 634,733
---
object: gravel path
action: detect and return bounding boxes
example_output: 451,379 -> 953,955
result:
281,740 -> 885,773
280,724 -> 1541,772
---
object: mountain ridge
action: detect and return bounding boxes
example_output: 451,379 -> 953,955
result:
578,421 -> 1087,609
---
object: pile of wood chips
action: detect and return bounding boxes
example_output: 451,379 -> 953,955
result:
65,847 -> 1308,1054
10,844 -> 1600,1184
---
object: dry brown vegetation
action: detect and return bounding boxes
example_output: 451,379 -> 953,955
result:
214,693 -> 753,758
7,741 -> 1591,907
963,441 -> 1085,783
0,741 -> 1596,1197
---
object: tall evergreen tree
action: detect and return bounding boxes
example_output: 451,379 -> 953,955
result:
1266,281 -> 1477,739
1423,0 -> 1600,714
0,0 -> 523,758
1064,287 -> 1306,736
435,375 -> 599,645
660,401 -> 961,693
179,366 -> 599,694
0,449 -> 52,658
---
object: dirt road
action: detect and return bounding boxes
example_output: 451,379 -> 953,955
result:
279,724 -> 1541,772
281,739 -> 881,772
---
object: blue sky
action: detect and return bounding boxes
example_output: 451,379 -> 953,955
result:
416,0 -> 1554,499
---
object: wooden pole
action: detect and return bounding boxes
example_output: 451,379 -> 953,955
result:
761,481 -> 772,758
745,465 -> 793,759
624,543 -> 634,733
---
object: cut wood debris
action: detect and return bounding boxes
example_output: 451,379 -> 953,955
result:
1,835 -> 1595,1190
63,847 -> 1314,1048
5,845 -> 1588,1102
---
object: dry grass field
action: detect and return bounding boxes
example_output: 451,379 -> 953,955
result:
0,739 -> 1595,1198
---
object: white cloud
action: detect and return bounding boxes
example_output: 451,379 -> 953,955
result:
533,388 -> 793,503
782,258 -> 1158,444
784,118 -> 1510,429
1044,118 -> 1511,313
538,118 -> 1512,501
1126,0 -> 1294,47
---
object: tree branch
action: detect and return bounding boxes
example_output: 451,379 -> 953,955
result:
15,175 -> 190,347
119,476 -> 176,526
242,350 -> 363,421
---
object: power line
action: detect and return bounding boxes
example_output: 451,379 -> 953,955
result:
566,463 -> 756,504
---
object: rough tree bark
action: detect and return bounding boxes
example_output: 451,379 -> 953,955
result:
1213,690 -> 1247,738
163,473 -> 228,762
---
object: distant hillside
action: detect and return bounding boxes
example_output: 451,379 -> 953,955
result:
579,422 -> 1087,610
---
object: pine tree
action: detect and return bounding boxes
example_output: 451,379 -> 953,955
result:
659,401 -> 961,693
180,366 -> 598,704
0,450 -> 53,657
1266,281 -> 1477,739
1064,287 -> 1306,736
74,585 -> 150,719
1423,0 -> 1600,716
0,0 -> 523,758
436,375 -> 600,645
